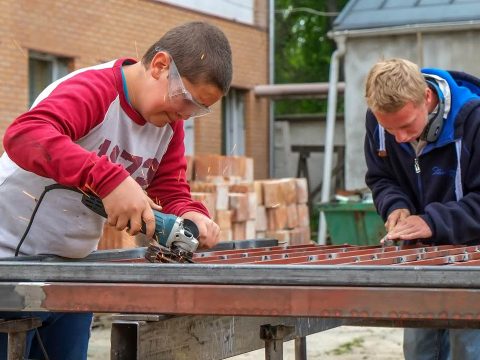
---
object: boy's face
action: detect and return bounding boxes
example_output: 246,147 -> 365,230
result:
141,52 -> 223,127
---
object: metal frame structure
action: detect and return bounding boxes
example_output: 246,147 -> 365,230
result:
2,243 -> 480,359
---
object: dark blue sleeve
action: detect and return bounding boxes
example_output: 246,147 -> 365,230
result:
364,111 -> 415,221
422,105 -> 480,245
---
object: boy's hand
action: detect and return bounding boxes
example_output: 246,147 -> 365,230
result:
102,176 -> 162,238
181,211 -> 220,249
385,208 -> 410,232
386,215 -> 432,240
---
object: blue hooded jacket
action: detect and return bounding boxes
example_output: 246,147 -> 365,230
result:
365,68 -> 480,245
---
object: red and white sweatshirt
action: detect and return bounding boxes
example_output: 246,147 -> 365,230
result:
0,58 -> 208,258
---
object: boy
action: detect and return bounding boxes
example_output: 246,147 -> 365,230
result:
0,21 -> 231,359
364,58 -> 480,360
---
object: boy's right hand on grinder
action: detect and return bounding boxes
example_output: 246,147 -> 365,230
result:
102,176 -> 162,238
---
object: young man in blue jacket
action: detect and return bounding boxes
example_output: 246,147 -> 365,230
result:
364,58 -> 480,360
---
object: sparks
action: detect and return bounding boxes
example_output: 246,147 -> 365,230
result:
22,190 -> 37,201
77,187 -> 90,197
84,184 -> 99,197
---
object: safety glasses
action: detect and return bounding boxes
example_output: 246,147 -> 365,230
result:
155,48 -> 211,118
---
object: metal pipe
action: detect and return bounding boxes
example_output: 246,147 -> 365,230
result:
268,0 -> 275,177
294,337 -> 307,360
254,83 -> 345,97
318,35 -> 347,244
416,31 -> 424,67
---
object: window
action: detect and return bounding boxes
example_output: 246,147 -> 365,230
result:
29,51 -> 71,107
223,88 -> 246,156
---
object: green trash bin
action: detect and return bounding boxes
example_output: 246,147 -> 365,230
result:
317,202 -> 386,246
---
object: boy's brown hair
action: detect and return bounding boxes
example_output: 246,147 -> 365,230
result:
142,21 -> 232,94
365,58 -> 428,113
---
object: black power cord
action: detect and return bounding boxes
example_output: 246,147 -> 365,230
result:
15,184 -> 83,360
15,184 -> 81,257
35,328 -> 50,360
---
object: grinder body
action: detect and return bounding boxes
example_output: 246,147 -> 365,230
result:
81,194 -> 199,254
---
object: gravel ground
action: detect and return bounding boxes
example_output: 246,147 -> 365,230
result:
87,319 -> 404,359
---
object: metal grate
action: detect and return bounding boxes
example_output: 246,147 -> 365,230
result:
194,243 -> 480,266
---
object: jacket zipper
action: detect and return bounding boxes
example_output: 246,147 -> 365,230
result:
414,157 -> 421,173
414,156 -> 424,207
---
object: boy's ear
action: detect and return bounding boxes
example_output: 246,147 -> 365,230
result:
150,51 -> 170,80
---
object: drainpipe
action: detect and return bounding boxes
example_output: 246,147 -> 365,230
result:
268,0 -> 275,177
318,35 -> 346,244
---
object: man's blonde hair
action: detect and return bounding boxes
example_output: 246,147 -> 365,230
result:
365,58 -> 427,113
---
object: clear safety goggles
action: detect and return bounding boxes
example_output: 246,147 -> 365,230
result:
155,48 -> 211,118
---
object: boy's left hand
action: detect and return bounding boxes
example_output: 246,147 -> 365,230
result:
385,215 -> 432,240
181,211 -> 220,249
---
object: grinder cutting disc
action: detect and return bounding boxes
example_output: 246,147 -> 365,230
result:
145,242 -> 195,264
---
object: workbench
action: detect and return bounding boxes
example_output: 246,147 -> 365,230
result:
1,243 -> 480,359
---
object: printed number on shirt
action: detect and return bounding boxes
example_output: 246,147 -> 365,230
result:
97,139 -> 159,187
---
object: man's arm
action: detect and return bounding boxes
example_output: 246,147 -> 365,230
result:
387,106 -> 480,245
364,112 -> 416,221
419,108 -> 480,245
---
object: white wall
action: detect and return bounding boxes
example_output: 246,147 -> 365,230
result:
158,0 -> 255,25
342,29 -> 480,190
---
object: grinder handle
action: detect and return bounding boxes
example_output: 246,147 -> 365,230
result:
81,194 -> 150,234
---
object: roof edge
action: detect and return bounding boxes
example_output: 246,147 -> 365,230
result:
328,20 -> 480,39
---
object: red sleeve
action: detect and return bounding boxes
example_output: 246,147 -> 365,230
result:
3,69 -> 129,198
146,120 -> 210,218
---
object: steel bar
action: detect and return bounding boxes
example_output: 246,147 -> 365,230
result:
9,243 -> 480,267
294,337 -> 307,360
2,282 -> 480,321
260,324 -> 294,360
3,261 -> 480,288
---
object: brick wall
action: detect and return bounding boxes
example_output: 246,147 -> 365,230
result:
0,0 -> 270,178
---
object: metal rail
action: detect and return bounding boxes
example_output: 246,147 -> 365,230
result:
2,282 -> 480,322
0,244 -> 480,317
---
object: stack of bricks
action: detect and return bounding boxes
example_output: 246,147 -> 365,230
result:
189,154 -> 255,242
189,154 -> 311,245
260,178 -> 310,246
98,154 -> 311,249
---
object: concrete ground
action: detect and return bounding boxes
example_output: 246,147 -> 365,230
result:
87,319 -> 404,359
